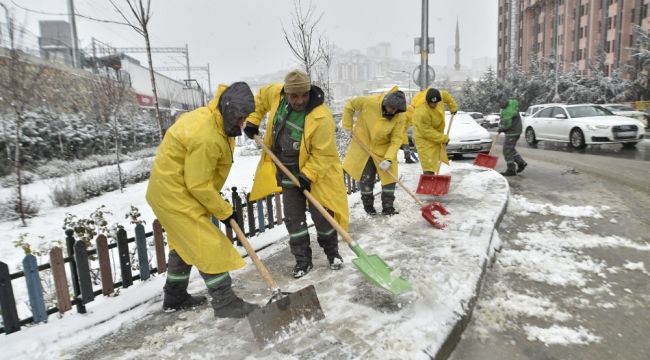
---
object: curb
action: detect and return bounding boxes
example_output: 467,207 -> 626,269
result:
432,182 -> 510,360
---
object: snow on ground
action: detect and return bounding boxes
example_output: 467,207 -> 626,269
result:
0,160 -> 509,359
0,147 -> 261,322
469,195 -> 649,347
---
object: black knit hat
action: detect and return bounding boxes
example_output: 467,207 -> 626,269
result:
426,88 -> 441,104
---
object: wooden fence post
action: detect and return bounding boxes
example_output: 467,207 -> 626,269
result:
153,220 -> 167,273
95,235 -> 114,296
65,229 -> 86,314
266,196 -> 274,229
135,224 -> 150,281
74,240 -> 94,304
275,193 -> 283,225
116,228 -> 133,288
22,254 -> 47,323
49,247 -> 72,313
257,199 -> 265,233
0,261 -> 20,334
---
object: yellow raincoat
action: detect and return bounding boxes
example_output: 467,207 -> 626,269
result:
411,89 -> 458,173
146,84 -> 245,275
341,88 -> 406,185
247,84 -> 349,231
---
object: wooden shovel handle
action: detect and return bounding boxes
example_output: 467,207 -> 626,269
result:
437,113 -> 456,175
230,218 -> 279,292
351,133 -> 425,207
254,135 -> 356,246
488,132 -> 500,155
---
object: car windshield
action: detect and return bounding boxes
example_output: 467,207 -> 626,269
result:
566,105 -> 613,118
606,105 -> 635,111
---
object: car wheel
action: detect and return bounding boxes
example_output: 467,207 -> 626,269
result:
569,128 -> 586,149
622,142 -> 638,149
525,127 -> 538,146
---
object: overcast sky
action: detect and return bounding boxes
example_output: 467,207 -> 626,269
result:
10,0 -> 497,89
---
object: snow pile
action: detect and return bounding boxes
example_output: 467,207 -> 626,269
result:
524,325 -> 602,346
510,194 -> 607,218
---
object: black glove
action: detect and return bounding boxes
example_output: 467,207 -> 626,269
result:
243,122 -> 259,140
497,128 -> 505,134
451,111 -> 457,115
298,173 -> 311,192
221,210 -> 238,228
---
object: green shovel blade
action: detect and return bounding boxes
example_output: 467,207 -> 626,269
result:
350,244 -> 412,295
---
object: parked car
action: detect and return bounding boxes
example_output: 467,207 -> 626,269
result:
522,104 -> 645,149
601,104 -> 649,128
467,112 -> 487,126
483,113 -> 500,128
523,103 -> 564,119
409,112 -> 493,157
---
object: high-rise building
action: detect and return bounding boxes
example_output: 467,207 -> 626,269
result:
497,0 -> 650,78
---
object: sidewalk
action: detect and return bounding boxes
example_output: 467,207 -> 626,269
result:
1,162 -> 509,360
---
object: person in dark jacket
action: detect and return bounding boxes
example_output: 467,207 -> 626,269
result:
497,99 -> 527,176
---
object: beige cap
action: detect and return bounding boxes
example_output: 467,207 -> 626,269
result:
284,70 -> 311,94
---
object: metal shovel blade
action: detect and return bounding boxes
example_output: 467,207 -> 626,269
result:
247,285 -> 325,345
473,153 -> 498,169
350,244 -> 412,295
416,174 -> 451,196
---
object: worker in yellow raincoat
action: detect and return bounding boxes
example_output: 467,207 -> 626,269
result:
341,87 -> 407,215
146,82 -> 259,318
243,70 -> 349,279
411,88 -> 458,174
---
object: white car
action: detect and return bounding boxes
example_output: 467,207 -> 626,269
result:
601,104 -> 648,128
444,112 -> 493,156
408,112 -> 493,157
523,104 -> 645,149
484,113 -> 500,128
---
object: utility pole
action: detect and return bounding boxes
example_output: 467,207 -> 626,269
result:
419,0 -> 429,90
67,0 -> 81,68
185,43 -> 191,83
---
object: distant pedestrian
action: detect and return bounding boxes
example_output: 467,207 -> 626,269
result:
411,88 -> 458,174
341,87 -> 407,216
497,99 -> 527,176
243,70 -> 349,279
146,82 -> 259,318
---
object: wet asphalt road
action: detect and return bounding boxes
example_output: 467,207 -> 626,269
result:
448,135 -> 650,360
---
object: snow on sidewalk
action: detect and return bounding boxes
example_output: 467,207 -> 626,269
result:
0,161 -> 509,359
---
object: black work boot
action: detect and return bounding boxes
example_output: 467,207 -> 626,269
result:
291,261 -> 314,278
163,282 -> 207,312
516,161 -> 528,173
381,207 -> 399,216
363,205 -> 377,215
500,163 -> 518,177
327,253 -> 343,270
208,274 -> 260,318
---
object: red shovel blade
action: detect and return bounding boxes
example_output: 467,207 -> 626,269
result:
416,174 -> 451,196
421,201 -> 449,229
473,153 -> 499,169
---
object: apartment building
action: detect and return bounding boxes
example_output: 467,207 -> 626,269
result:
497,0 -> 650,78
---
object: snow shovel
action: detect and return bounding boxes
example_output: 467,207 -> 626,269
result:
254,135 -> 412,295
229,219 -> 325,345
416,114 -> 455,196
473,132 -> 500,169
351,133 -> 449,229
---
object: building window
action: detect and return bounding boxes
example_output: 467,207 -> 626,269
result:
605,40 -> 611,52
631,8 -> 636,22
642,4 -> 648,19
607,17 -> 613,29
630,34 -> 634,46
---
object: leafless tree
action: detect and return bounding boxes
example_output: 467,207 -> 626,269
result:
109,0 -> 164,140
282,0 -> 324,77
91,68 -> 130,192
0,10 -> 50,226
316,37 -> 334,104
